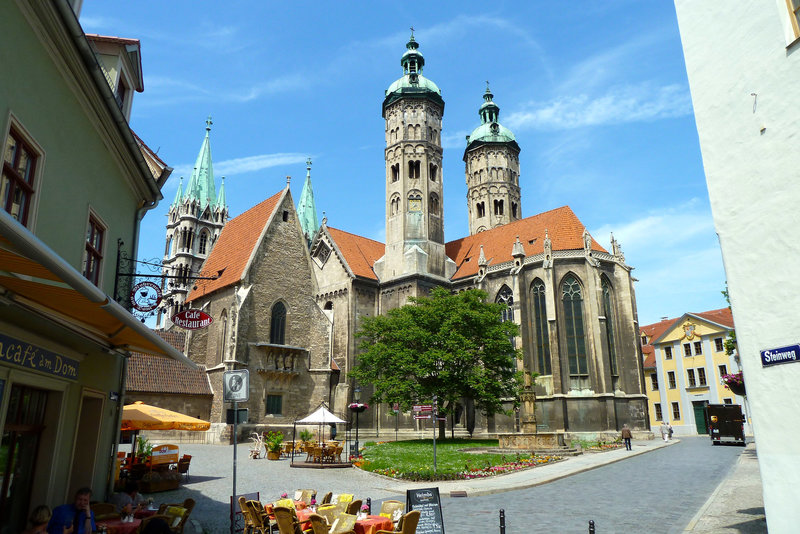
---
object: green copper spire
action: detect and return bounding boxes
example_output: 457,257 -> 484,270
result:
172,176 -> 184,206
185,116 -> 217,209
216,176 -> 226,209
297,157 -> 319,245
465,84 -> 518,150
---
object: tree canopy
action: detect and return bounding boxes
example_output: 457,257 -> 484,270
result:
350,287 -> 522,419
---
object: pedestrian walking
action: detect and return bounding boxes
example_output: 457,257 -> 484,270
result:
660,421 -> 670,442
621,423 -> 633,450
668,423 -> 673,441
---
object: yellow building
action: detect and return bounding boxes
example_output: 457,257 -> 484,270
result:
640,309 -> 748,436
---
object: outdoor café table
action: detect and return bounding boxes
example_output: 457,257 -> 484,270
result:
96,517 -> 142,534
354,515 -> 393,534
134,507 -> 158,519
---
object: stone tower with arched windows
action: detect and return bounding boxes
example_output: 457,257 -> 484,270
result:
158,118 -> 228,327
375,33 -> 453,293
464,85 -> 522,235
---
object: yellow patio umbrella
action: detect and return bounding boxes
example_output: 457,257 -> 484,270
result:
121,401 -> 211,431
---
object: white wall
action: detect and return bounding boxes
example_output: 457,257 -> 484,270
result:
674,1 -> 800,531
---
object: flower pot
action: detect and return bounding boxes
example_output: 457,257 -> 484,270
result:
727,382 -> 746,396
266,450 -> 281,460
349,405 -> 367,413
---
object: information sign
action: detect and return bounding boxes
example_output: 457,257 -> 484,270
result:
414,414 -> 431,420
760,344 -> 800,367
406,487 -> 445,534
223,370 -> 250,402
413,404 -> 433,413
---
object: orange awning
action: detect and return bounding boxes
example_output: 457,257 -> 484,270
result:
121,401 -> 210,432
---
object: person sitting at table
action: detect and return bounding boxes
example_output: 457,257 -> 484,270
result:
47,487 -> 95,534
110,481 -> 146,515
23,505 -> 51,534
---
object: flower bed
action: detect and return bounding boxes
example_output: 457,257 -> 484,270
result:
362,453 -> 563,481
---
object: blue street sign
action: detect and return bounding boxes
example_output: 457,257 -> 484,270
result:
760,344 -> 800,367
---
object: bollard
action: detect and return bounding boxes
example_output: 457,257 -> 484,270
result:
499,509 -> 506,534
589,519 -> 595,533
366,497 -> 371,515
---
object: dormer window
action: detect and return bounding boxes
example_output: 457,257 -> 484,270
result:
115,78 -> 128,110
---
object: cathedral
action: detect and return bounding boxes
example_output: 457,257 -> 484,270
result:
163,34 -> 649,442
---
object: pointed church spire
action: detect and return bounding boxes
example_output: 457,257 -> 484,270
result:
217,176 -> 226,208
297,158 -> 319,245
172,177 -> 184,207
185,116 -> 217,210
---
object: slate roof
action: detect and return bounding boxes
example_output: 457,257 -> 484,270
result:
326,227 -> 385,280
127,330 -> 212,395
188,190 -> 283,301
445,206 -> 607,280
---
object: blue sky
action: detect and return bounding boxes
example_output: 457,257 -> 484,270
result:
80,1 -> 727,327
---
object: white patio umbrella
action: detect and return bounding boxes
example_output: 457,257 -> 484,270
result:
292,403 -> 346,464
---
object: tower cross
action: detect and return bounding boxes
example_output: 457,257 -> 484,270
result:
205,116 -> 213,130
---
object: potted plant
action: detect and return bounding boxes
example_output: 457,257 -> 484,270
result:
265,431 -> 284,460
299,429 -> 314,449
136,436 -> 153,462
722,371 -> 745,396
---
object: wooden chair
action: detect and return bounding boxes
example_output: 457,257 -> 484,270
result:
333,494 -> 353,505
177,455 -> 192,480
378,500 -> 404,525
239,497 -> 255,534
297,489 -> 315,503
344,500 -> 362,516
315,504 -> 341,525
320,492 -> 332,505
244,500 -> 272,534
376,510 -> 419,534
272,506 -> 303,534
91,502 -> 119,521
139,514 -> 172,533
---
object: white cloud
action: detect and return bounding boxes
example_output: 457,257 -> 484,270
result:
505,83 -> 692,131
441,129 -> 470,150
171,153 -> 308,180
140,74 -> 309,107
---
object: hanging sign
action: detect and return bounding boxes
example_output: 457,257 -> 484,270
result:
172,309 -> 213,330
130,281 -> 162,312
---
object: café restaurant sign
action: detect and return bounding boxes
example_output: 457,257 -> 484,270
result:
172,309 -> 213,330
0,333 -> 79,380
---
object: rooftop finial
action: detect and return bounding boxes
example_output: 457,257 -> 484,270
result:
410,26 -> 415,38
286,175 -> 291,185
306,157 -> 312,171
205,116 -> 212,131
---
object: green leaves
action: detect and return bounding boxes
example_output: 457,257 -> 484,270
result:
351,288 -> 522,417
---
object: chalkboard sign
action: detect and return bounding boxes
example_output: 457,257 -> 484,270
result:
406,487 -> 445,534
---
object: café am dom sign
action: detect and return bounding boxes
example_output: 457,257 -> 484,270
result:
172,309 -> 213,330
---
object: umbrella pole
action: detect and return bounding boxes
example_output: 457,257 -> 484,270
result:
291,421 -> 296,465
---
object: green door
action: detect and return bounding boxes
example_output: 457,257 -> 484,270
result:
693,401 -> 708,434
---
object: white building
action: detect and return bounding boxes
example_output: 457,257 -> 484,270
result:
674,1 -> 800,531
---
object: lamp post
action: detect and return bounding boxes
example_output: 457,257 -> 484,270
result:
353,387 -> 361,456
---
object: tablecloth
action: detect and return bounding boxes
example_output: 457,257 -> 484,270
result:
97,517 -> 142,534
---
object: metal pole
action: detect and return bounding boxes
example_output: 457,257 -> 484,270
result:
355,411 -> 360,457
231,401 -> 237,534
366,497 -> 371,515
395,411 -> 398,442
499,509 -> 506,534
432,395 -> 437,474
589,520 -> 595,533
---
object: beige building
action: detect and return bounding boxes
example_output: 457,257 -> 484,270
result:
177,34 -> 648,442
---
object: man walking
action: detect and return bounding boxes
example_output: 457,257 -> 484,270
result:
621,423 -> 633,450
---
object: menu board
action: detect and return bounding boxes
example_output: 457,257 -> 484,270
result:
406,487 -> 445,534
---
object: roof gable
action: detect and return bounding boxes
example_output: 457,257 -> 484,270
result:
325,227 -> 384,280
445,206 -> 607,279
188,190 -> 284,301
651,308 -> 734,345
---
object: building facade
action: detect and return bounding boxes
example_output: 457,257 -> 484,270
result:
0,1 -> 192,531
179,34 -> 648,442
640,309 -> 748,435
674,2 -> 800,529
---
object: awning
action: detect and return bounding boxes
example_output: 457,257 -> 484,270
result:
0,210 -> 196,368
121,401 -> 210,431
297,404 -> 347,424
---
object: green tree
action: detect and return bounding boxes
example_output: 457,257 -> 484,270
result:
351,287 -> 522,435
722,284 -> 737,356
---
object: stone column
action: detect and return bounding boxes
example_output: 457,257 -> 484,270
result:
520,371 -> 537,433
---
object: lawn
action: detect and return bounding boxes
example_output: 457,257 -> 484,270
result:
356,439 -> 562,481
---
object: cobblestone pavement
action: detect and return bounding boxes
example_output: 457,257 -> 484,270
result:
146,436 -> 749,533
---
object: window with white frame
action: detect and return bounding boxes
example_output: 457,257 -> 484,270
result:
654,403 -> 663,421
714,337 -> 724,352
650,373 -> 658,390
697,367 -> 707,386
683,343 -> 692,357
2,126 -> 40,227
687,369 -> 696,387
664,346 -> 673,360
82,214 -> 105,285
668,371 -> 676,389
694,341 -> 703,355
672,402 -> 680,420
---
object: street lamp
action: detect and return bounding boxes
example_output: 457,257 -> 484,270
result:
348,386 -> 368,460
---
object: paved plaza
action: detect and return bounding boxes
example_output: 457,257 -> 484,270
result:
146,436 -> 764,533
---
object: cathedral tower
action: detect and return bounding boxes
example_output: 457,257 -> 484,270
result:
376,32 -> 447,283
158,117 -> 228,327
464,85 -> 521,234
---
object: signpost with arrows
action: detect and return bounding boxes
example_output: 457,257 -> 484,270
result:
413,396 -> 444,474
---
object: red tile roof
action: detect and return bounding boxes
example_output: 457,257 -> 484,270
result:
639,307 -> 735,364
694,307 -> 734,328
326,227 -> 385,280
188,190 -> 283,301
85,34 -> 141,46
128,330 -> 212,395
445,206 -> 607,280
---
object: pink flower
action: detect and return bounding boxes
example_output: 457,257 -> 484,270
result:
361,504 -> 369,511
310,499 -> 316,505
281,493 -> 288,498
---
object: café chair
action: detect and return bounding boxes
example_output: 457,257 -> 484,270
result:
244,500 -> 272,534
378,500 -> 404,524
272,506 -> 303,534
91,502 -> 117,520
320,492 -> 333,505
177,455 -> 192,481
305,514 -> 330,534
376,510 -> 419,534
344,500 -> 362,516
139,514 -> 172,533
157,497 -> 195,533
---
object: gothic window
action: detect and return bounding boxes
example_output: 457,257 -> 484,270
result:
476,202 -> 486,218
165,236 -> 172,256
390,194 -> 401,216
391,164 -> 399,182
218,309 -> 228,365
562,274 -> 588,378
531,279 -> 551,375
429,193 -> 439,215
427,126 -> 432,140
512,202 -> 518,218
494,199 -> 504,216
314,242 -> 331,264
186,230 -> 194,252
602,277 -> 618,376
429,163 -> 438,182
406,124 -> 414,139
198,231 -> 209,255
270,302 -> 286,345
496,286 -> 515,349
